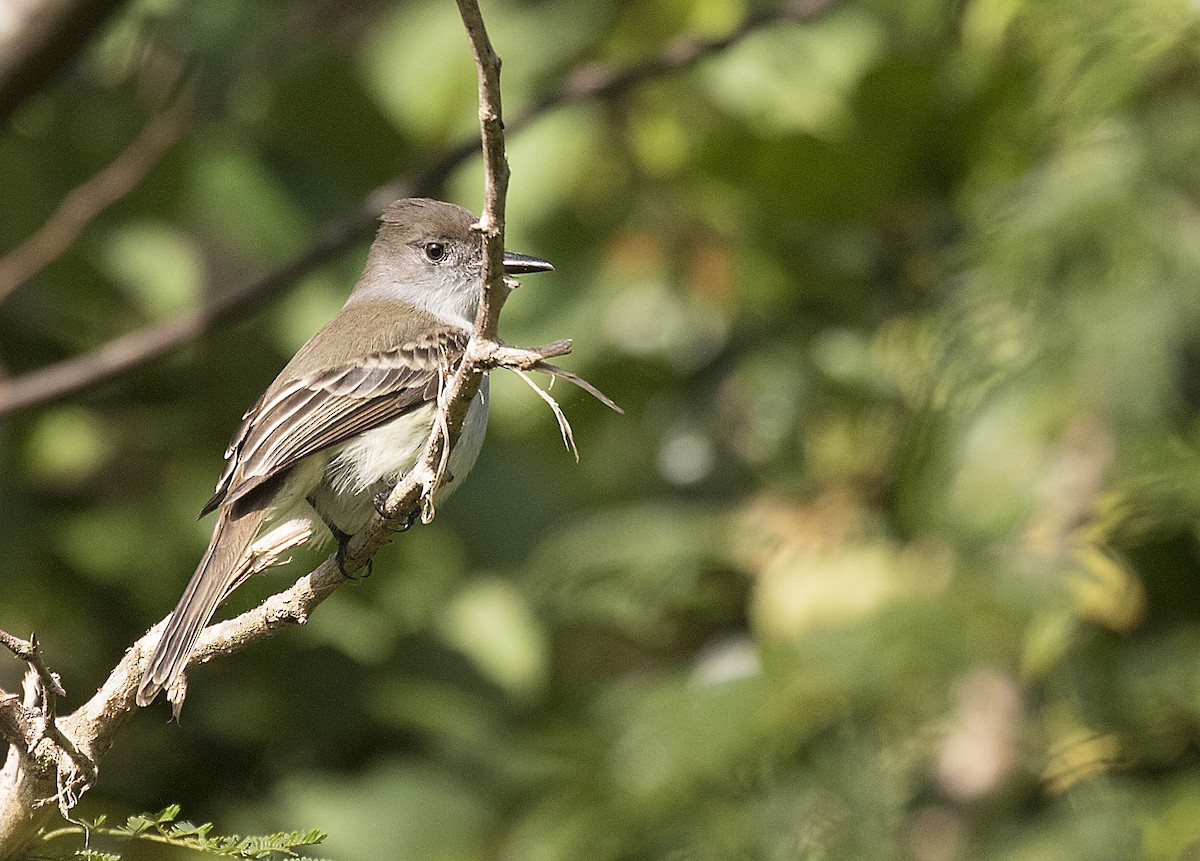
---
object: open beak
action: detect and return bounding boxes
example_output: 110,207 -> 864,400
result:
502,251 -> 555,275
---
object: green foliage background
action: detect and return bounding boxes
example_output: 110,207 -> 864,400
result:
4,0 -> 1200,858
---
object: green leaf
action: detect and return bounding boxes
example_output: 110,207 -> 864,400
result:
41,804 -> 326,860
74,851 -> 121,861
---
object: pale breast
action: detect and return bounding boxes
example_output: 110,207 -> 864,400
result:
327,401 -> 439,495
315,379 -> 489,533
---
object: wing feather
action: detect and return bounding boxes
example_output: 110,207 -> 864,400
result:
201,390 -> 267,517
203,328 -> 465,514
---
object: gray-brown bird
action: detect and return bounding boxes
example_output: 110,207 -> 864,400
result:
136,198 -> 552,713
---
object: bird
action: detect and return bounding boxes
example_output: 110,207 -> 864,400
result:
136,197 -> 553,713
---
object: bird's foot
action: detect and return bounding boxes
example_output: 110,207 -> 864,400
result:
372,488 -> 392,518
331,525 -> 371,580
373,489 -> 420,533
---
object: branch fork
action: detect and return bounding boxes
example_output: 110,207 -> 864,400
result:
0,630 -> 97,819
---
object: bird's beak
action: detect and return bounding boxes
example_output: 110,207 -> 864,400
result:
502,251 -> 555,275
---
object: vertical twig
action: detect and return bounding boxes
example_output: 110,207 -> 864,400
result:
373,0 -> 514,521
454,0 -> 510,341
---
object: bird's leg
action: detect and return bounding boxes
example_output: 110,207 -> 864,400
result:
307,495 -> 371,580
335,534 -> 372,580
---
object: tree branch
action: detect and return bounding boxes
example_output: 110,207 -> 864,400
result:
0,631 -> 65,700
0,692 -> 38,755
0,635 -> 96,854
0,0 -> 836,419
456,0 -> 509,343
0,210 -> 375,416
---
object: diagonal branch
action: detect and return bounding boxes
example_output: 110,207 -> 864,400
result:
0,0 -> 837,419
0,211 -> 376,416
371,0 -> 518,535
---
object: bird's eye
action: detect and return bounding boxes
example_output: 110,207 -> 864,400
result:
424,242 -> 446,262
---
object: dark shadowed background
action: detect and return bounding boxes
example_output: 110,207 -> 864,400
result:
4,0 -> 1200,858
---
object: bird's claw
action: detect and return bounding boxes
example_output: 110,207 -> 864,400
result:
372,489 -> 391,518
374,490 -> 420,533
332,526 -> 371,580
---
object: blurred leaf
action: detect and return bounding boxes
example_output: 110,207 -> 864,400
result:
438,577 -> 549,700
276,761 -> 494,861
24,406 -> 114,486
706,7 -> 887,139
98,222 -> 204,317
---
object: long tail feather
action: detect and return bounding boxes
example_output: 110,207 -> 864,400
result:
136,506 -> 265,714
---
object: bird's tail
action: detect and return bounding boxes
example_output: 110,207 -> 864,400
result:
136,506 -> 265,713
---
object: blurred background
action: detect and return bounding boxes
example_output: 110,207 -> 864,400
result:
3,0 -> 1200,858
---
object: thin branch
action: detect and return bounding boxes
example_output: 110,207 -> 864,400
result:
0,631 -> 66,699
0,211 -> 375,416
455,0 -> 509,342
362,0 -> 514,533
0,85 -> 196,303
0,0 -> 836,419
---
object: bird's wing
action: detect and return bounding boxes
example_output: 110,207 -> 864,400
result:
201,327 -> 467,515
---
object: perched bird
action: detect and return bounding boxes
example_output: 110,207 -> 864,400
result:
137,198 -> 553,712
